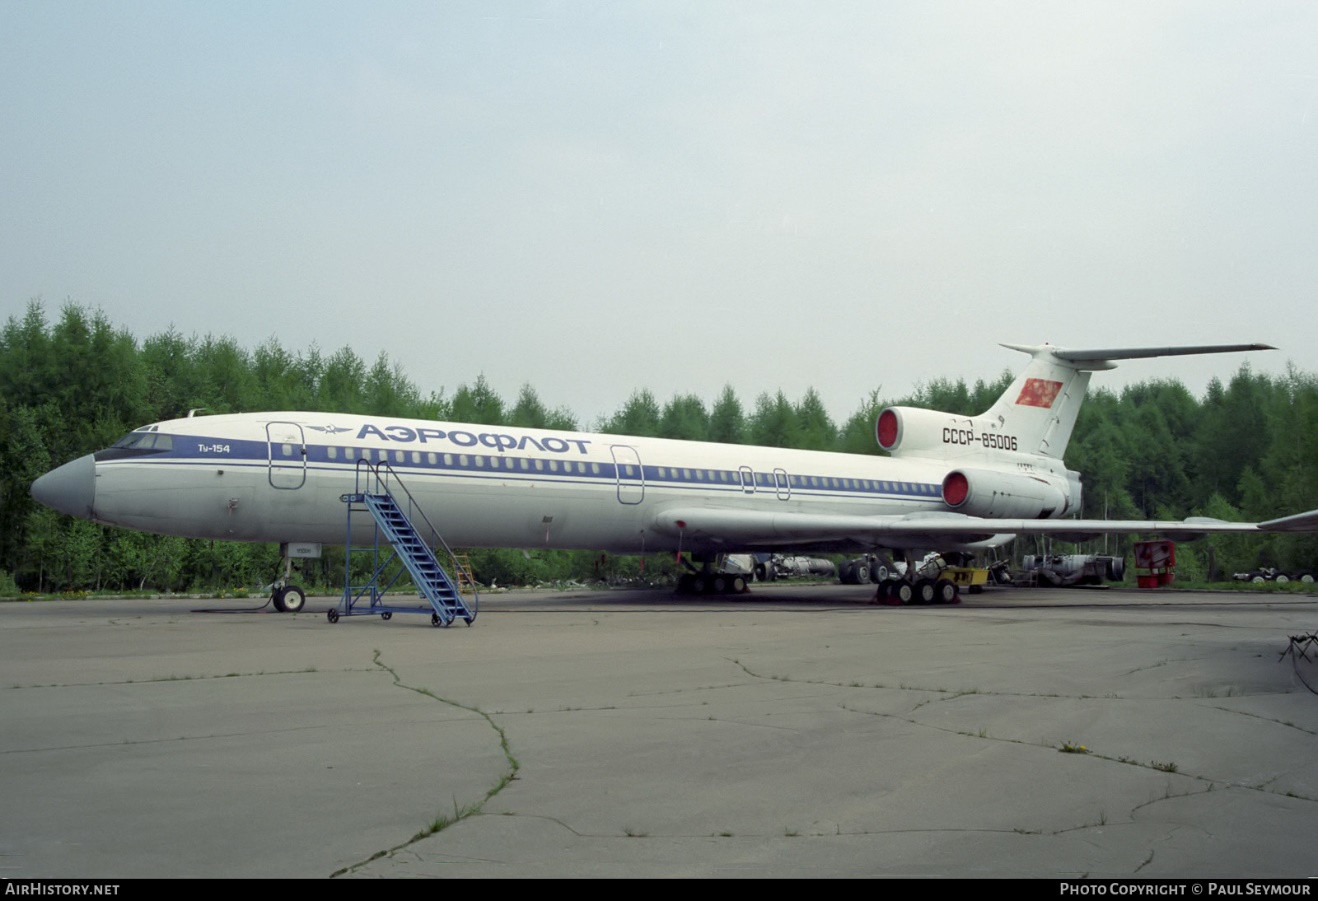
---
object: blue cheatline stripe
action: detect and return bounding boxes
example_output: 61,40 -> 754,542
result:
134,433 -> 944,503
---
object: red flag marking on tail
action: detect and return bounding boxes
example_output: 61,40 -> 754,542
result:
1015,378 -> 1063,408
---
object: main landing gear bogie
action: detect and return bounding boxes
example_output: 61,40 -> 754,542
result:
841,554 -> 896,585
874,577 -> 959,606
676,573 -> 751,596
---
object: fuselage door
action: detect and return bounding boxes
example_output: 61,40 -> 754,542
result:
610,445 -> 644,505
774,468 -> 791,501
266,421 -> 307,490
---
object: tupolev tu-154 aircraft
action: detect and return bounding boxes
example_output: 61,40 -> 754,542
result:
29,342 -> 1318,611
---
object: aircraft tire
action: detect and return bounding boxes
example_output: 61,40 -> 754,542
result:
731,575 -> 748,594
854,563 -> 870,584
1275,574 -> 1290,584
870,556 -> 894,583
893,582 -> 914,605
712,576 -> 728,594
279,585 -> 306,613
914,579 -> 936,604
874,581 -> 898,606
839,561 -> 856,584
934,579 -> 958,604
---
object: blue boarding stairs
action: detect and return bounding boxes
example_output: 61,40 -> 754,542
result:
331,460 -> 478,627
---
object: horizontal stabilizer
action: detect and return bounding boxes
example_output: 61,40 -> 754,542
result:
1050,343 -> 1275,364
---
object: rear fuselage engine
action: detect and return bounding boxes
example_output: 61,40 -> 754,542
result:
941,468 -> 1081,519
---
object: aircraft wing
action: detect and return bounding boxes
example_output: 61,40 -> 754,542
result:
649,506 -> 1314,552
1258,509 -> 1318,532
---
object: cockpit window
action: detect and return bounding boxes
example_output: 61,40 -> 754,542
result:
96,431 -> 173,461
111,432 -> 174,450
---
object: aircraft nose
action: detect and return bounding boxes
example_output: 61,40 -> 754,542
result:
30,454 -> 97,519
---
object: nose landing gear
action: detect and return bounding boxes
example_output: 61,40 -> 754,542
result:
270,545 -> 307,612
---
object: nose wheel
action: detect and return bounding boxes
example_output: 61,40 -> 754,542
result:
272,584 -> 306,613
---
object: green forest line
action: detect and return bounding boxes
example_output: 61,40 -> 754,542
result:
3,300 -> 1316,595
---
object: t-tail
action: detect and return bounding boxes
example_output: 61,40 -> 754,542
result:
876,342 -> 1274,519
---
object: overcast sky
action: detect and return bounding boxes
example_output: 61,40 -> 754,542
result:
3,1 -> 1315,427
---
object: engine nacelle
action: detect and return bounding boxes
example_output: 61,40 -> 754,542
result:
877,407 -> 952,457
876,406 -> 1022,458
941,468 -> 1081,519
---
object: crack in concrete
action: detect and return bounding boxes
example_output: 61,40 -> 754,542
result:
330,649 -> 521,878
0,723 -> 336,755
1202,704 -> 1318,736
731,656 -> 1318,815
5,667 -> 356,690
731,656 -> 1127,702
627,681 -> 755,698
2,667 -> 369,754
1128,783 -> 1217,819
332,636 -> 1316,872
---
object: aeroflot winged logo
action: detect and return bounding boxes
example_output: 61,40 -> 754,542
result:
1015,378 -> 1063,408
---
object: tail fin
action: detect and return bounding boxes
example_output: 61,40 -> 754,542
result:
989,343 -> 1275,459
981,344 -> 1097,459
878,343 -> 1273,462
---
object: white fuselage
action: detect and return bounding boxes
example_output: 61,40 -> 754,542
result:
37,344 -> 1295,565
84,411 -> 990,555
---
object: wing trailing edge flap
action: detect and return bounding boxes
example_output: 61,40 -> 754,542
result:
647,507 -> 1304,549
